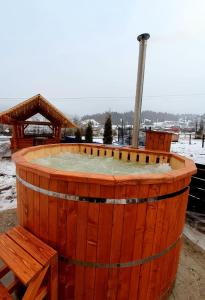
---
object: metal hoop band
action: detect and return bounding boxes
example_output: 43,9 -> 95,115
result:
16,173 -> 188,205
60,235 -> 182,269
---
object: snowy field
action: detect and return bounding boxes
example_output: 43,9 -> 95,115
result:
0,136 -> 11,159
171,134 -> 205,165
0,160 -> 16,211
0,134 -> 204,211
0,137 -> 16,211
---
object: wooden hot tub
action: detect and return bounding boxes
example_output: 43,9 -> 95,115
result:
13,144 -> 196,300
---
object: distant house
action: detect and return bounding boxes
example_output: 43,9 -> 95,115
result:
80,119 -> 101,136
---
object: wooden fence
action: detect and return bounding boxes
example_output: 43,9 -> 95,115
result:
187,163 -> 205,233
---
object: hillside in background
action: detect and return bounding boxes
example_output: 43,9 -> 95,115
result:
82,110 -> 202,125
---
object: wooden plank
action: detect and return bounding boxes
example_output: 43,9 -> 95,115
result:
156,197 -> 175,296
117,204 -> 138,300
57,182 -> 68,256
26,172 -> 34,232
58,260 -> 67,300
39,176 -> 49,243
0,234 -> 42,285
63,264 -> 75,300
74,201 -> 89,300
177,190 -> 189,237
35,286 -> 48,300
84,202 -> 100,300
0,283 -> 12,300
33,173 -> 40,237
17,120 -> 52,126
65,199 -> 78,300
94,204 -> 114,300
129,203 -> 147,300
20,168 -> 28,228
161,195 -> 179,294
48,255 -> 58,300
48,179 -> 58,249
137,201 -> 158,300
146,199 -> 167,299
7,226 -> 57,267
159,192 -> 185,296
23,265 -> 49,300
170,239 -> 182,282
107,204 -> 124,300
16,169 -> 21,225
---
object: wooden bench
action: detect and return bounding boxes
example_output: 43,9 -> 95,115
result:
0,225 -> 58,300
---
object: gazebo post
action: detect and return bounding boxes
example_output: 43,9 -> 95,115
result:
21,124 -> 24,138
58,126 -> 62,141
12,125 -> 18,151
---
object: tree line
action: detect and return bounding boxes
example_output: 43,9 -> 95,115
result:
81,110 -> 202,125
75,114 -> 113,144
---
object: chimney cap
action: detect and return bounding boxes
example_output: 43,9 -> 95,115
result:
137,33 -> 150,42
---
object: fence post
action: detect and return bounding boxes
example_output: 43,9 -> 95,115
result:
189,134 -> 191,145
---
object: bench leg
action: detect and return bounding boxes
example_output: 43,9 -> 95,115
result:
48,255 -> 58,300
22,265 -> 49,300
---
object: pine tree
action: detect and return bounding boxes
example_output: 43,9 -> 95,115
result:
85,121 -> 93,143
75,128 -> 82,142
103,114 -> 113,144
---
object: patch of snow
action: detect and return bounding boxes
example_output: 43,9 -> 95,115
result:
0,160 -> 16,211
0,137 -> 11,158
81,119 -> 100,127
0,135 -> 12,140
171,134 -> 205,164
93,137 -> 103,143
184,224 -> 205,252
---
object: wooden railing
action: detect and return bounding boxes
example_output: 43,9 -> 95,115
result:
187,163 -> 205,233
188,163 -> 205,213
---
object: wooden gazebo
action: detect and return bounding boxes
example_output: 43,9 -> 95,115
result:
0,94 -> 77,151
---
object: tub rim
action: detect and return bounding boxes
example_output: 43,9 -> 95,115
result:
12,143 -> 197,185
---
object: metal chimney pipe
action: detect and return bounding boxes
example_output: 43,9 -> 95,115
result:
132,33 -> 150,148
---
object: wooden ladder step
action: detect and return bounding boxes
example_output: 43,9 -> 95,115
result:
0,226 -> 58,300
0,233 -> 42,285
0,282 -> 12,300
6,226 -> 56,267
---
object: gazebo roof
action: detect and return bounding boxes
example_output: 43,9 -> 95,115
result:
0,94 -> 77,128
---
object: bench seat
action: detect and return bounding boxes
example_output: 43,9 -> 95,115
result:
0,225 -> 58,300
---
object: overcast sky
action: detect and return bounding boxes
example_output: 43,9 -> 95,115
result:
0,0 -> 205,117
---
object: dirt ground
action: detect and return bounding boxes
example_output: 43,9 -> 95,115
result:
0,208 -> 17,233
170,238 -> 205,300
0,209 -> 205,300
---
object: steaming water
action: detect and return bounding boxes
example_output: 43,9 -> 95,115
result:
31,152 -> 172,175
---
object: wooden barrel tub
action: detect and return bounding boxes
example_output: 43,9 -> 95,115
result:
13,144 -> 196,300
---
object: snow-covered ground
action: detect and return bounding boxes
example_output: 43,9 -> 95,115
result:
0,137 -> 16,211
184,224 -> 205,251
0,160 -> 16,211
0,136 -> 11,158
171,134 -> 205,165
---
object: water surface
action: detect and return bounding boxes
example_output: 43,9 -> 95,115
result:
32,152 -> 172,175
